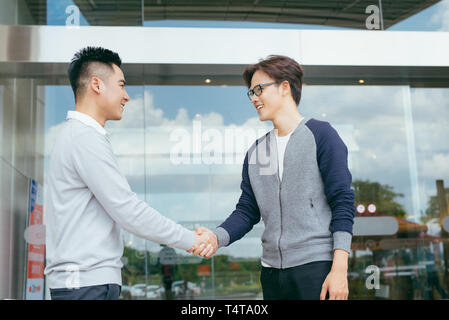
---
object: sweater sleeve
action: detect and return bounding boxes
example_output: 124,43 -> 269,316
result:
71,132 -> 194,251
306,120 -> 355,253
214,152 -> 261,247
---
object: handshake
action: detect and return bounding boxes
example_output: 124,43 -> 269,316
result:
187,227 -> 218,258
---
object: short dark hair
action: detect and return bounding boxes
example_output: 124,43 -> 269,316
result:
243,55 -> 304,106
68,46 -> 122,101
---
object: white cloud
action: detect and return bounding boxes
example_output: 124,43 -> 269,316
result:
422,153 -> 449,180
44,85 -> 449,225
44,90 -> 270,210
430,0 -> 449,31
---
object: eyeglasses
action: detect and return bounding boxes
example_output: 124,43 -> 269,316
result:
247,81 -> 278,101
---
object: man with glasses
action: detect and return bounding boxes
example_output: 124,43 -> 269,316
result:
191,55 -> 355,300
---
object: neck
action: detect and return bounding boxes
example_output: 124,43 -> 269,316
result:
272,105 -> 303,137
75,100 -> 106,127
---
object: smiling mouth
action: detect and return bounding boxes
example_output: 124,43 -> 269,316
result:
256,105 -> 264,110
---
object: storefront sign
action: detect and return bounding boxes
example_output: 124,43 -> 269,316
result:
25,179 -> 45,300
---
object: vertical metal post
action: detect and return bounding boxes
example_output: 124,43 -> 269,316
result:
437,180 -> 449,292
144,241 -> 149,299
141,0 -> 144,26
211,255 -> 215,299
378,0 -> 384,30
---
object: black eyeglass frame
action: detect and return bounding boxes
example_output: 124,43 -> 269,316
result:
246,81 -> 279,101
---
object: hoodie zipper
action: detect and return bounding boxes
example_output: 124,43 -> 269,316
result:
278,173 -> 283,269
275,121 -> 303,270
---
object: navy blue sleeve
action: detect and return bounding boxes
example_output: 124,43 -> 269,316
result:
306,119 -> 355,235
218,152 -> 261,245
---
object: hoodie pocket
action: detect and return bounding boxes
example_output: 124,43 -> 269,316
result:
308,198 -> 323,229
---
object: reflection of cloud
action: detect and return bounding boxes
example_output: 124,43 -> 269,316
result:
422,153 -> 449,179
46,90 -> 270,158
301,85 -> 440,217
430,0 -> 449,31
43,89 -> 270,225
411,88 -> 449,180
302,86 -> 410,183
104,90 -> 270,171
44,85 -> 449,230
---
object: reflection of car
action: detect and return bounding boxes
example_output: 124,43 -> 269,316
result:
171,281 -> 201,297
146,285 -> 161,299
130,284 -> 147,299
120,285 -> 132,300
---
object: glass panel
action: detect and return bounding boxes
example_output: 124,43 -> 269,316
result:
43,84 -> 150,299
39,82 -> 449,300
46,0 -> 89,26
142,0 -> 449,32
0,0 -> 141,26
410,88 -> 449,299
2,0 -> 447,31
300,85 -> 430,299
0,84 -> 3,156
142,85 -> 269,299
389,1 -> 449,32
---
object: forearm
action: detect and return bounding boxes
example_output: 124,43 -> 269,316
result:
217,205 -> 260,247
331,249 -> 349,273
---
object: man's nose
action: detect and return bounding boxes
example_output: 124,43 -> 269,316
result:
124,90 -> 130,102
251,94 -> 259,105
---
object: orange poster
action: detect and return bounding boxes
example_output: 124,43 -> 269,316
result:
25,179 -> 45,300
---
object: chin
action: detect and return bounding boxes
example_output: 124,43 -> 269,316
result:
258,113 -> 270,122
112,114 -> 122,121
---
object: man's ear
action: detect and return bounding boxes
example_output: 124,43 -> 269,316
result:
90,76 -> 103,95
280,80 -> 291,97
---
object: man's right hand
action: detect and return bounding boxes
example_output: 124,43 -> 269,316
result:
187,227 -> 218,258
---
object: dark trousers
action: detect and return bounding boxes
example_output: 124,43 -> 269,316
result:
50,284 -> 121,300
261,260 -> 332,300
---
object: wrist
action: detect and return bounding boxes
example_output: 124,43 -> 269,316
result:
331,264 -> 348,274
214,227 -> 230,248
331,249 -> 349,273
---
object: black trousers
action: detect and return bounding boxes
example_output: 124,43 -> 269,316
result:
50,284 -> 121,300
261,260 -> 332,300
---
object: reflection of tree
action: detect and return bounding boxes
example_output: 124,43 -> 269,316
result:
352,179 -> 406,217
422,187 -> 449,224
122,246 -> 149,285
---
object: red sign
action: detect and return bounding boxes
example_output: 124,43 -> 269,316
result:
25,180 -> 45,300
27,204 -> 45,279
197,265 -> 211,276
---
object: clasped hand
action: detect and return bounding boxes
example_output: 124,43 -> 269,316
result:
187,227 -> 218,258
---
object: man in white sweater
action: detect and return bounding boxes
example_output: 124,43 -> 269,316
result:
44,47 -> 212,300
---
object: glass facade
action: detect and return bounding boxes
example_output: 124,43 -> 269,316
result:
38,83 -> 449,300
1,0 -> 449,300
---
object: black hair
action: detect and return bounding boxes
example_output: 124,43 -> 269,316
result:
243,55 -> 304,106
68,46 -> 122,101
